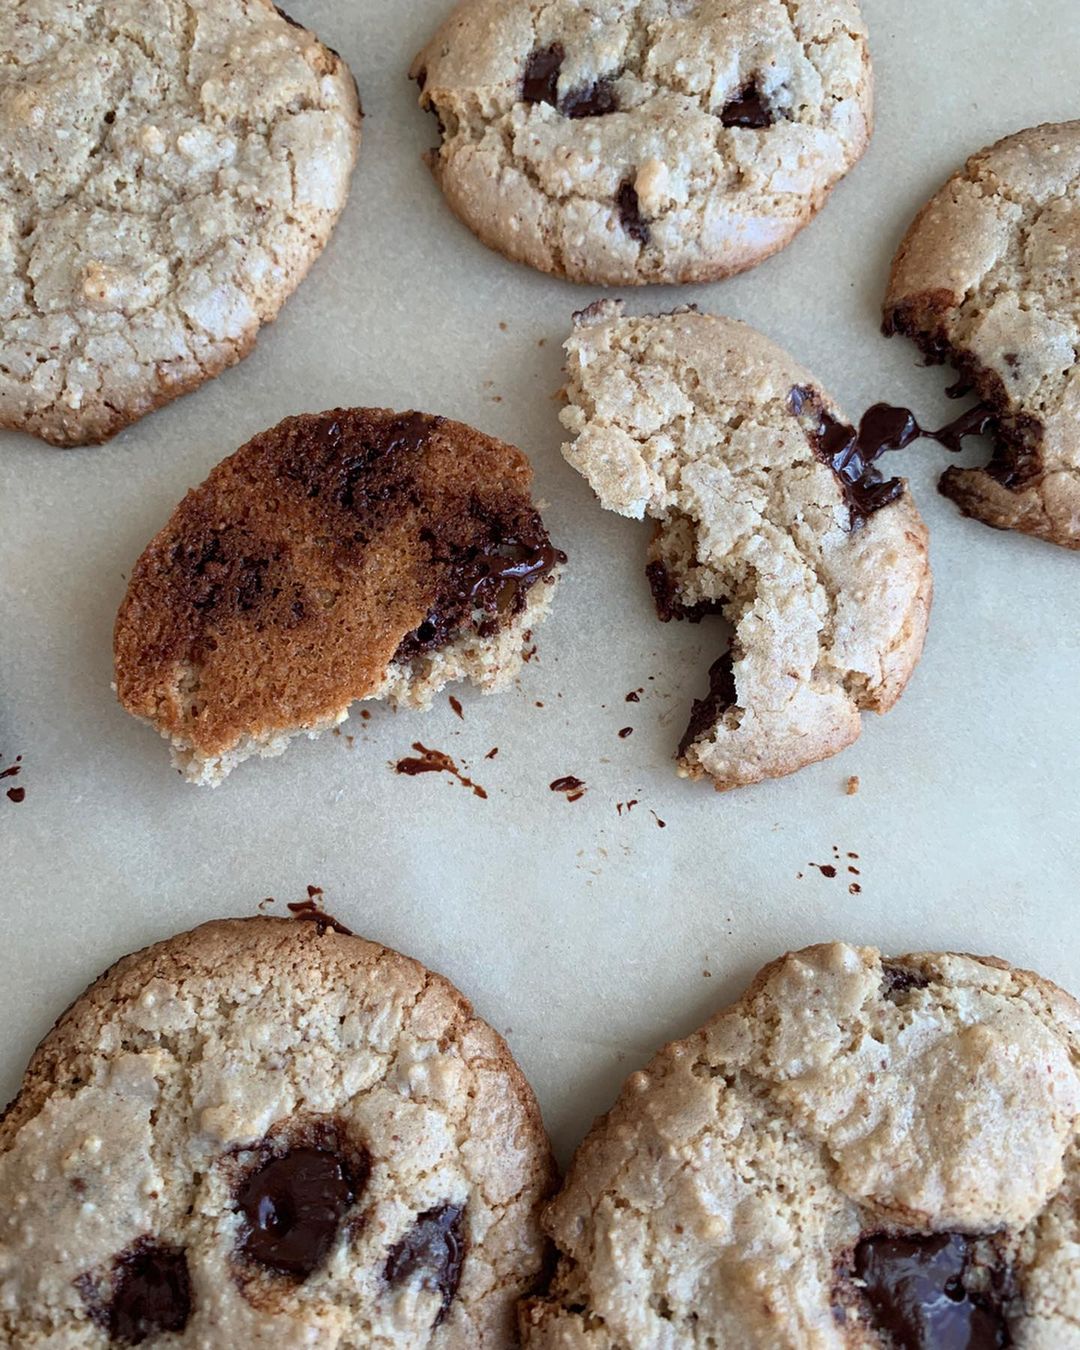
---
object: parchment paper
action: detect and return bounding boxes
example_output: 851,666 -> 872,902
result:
2,0 -> 1078,1163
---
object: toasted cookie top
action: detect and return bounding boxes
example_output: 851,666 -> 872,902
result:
0,0 -> 360,446
0,917 -> 556,1347
411,0 -> 872,285
561,302 -> 930,790
885,121 -> 1080,549
522,942 -> 1080,1348
114,408 -> 563,783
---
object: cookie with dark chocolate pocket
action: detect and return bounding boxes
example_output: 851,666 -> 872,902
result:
522,943 -> 1080,1347
410,0 -> 873,286
561,301 -> 930,791
0,917 -> 556,1346
885,121 -> 1080,549
114,408 -> 564,784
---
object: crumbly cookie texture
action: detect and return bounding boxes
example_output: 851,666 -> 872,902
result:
411,0 -> 872,286
0,917 -> 556,1347
521,942 -> 1080,1348
885,121 -> 1080,549
113,408 -> 564,785
561,302 -> 930,791
0,0 -> 361,447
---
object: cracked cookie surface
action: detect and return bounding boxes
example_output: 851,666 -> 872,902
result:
113,407 -> 564,785
561,302 -> 930,791
885,121 -> 1080,549
411,0 -> 872,286
521,942 -> 1080,1348
0,0 -> 360,447
0,917 -> 556,1347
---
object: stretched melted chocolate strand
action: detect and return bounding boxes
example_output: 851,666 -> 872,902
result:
384,1203 -> 466,1324
238,1147 -> 356,1279
790,387 -> 999,528
854,1233 -> 1011,1349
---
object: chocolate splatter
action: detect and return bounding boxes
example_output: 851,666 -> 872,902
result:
651,810 -> 667,829
618,726 -> 633,739
485,746 -> 499,759
626,690 -> 642,702
395,743 -> 487,799
448,695 -> 464,720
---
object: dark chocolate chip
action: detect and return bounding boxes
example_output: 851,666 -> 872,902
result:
616,180 -> 649,245
678,652 -> 737,756
384,1203 -> 466,1324
881,962 -> 932,1000
563,77 -> 618,118
395,537 -> 564,660
720,82 -> 773,128
79,1238 -> 192,1346
522,44 -> 564,106
854,1233 -> 1011,1349
238,1148 -> 355,1279
645,560 -> 726,624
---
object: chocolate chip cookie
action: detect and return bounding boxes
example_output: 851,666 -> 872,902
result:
114,408 -> 564,785
522,942 -> 1080,1347
561,301 -> 930,791
0,1 -> 360,446
0,917 -> 556,1346
411,0 -> 873,285
885,121 -> 1080,549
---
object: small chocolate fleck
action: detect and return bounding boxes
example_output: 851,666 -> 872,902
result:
6,786 -> 25,804
720,82 -> 773,128
522,43 -> 564,106
286,899 -> 353,936
384,1203 -> 466,1324
651,810 -> 667,829
618,726 -> 633,739
616,180 -> 649,245
449,695 -> 464,720
238,1148 -> 356,1280
812,863 -> 837,879
485,746 -> 499,759
625,690 -> 641,703
853,1232 -> 1011,1349
79,1238 -> 192,1346
849,883 -> 862,895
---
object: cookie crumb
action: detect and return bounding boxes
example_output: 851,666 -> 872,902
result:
846,775 -> 860,795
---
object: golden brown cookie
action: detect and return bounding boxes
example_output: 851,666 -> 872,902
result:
114,408 -> 564,784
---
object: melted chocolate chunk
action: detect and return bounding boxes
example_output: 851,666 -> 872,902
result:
854,1234 -> 1011,1349
394,537 -> 564,661
384,1204 -> 466,1324
616,181 -> 649,245
645,561 -> 725,623
522,44 -> 564,106
238,1148 -> 356,1279
678,652 -> 737,756
563,77 -> 618,118
791,388 -> 911,528
721,82 -> 773,128
881,962 -> 932,1000
79,1239 -> 192,1346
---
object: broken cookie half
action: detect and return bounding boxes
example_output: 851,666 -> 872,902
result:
561,302 -> 931,791
885,121 -> 1080,549
114,409 -> 564,785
